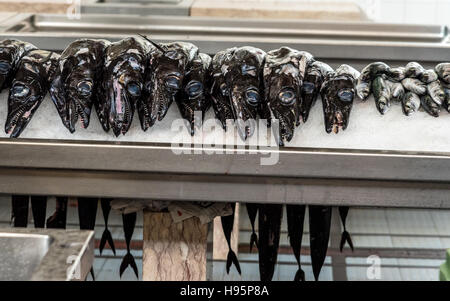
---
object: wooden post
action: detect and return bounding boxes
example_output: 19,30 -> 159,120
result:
213,203 -> 240,260
142,211 -> 210,281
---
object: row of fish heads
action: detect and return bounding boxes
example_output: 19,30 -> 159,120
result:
356,61 -> 450,117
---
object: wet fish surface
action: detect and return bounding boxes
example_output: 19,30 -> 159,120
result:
221,203 -> 241,274
5,49 -> 60,138
120,212 -> 138,278
309,205 -> 332,281
286,204 -> 306,281
401,91 -> 421,116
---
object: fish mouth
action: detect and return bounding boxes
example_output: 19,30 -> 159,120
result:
5,102 -> 38,138
150,87 -> 175,125
109,81 -> 134,137
271,109 -> 295,146
230,90 -> 257,141
179,102 -> 204,136
326,111 -> 348,134
375,96 -> 390,115
50,75 -> 72,132
300,93 -> 316,123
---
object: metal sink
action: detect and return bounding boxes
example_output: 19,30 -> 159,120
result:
0,228 -> 94,281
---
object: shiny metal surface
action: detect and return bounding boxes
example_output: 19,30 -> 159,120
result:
0,228 -> 95,281
0,232 -> 51,281
81,0 -> 191,16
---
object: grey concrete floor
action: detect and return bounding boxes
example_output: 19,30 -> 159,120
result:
0,196 -> 448,281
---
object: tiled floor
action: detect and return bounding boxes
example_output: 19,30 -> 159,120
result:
1,197 -> 449,281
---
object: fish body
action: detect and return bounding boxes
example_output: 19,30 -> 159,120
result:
435,63 -> 450,84
420,69 -> 438,83
427,80 -> 445,106
225,46 -> 268,141
30,196 -> 47,228
46,197 -> 68,229
11,195 -> 29,227
221,203 -> 241,274
372,76 -> 391,114
263,47 -> 311,145
338,206 -> 354,252
320,64 -> 357,133
50,39 -> 110,133
245,203 -> 259,252
209,48 -> 237,130
401,78 -> 426,95
357,62 -> 390,100
101,37 -> 151,136
141,40 -> 198,129
99,199 -> 116,255
443,85 -> 450,112
286,204 -> 306,281
309,205 -> 332,281
258,204 -> 283,281
6,49 -> 60,138
0,39 -> 36,92
405,61 -> 425,78
386,80 -> 405,103
175,53 -> 211,135
120,212 -> 138,278
386,66 -> 405,82
420,94 -> 440,117
402,91 -> 421,116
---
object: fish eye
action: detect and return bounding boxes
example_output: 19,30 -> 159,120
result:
186,81 -> 203,97
220,83 -> 229,96
77,81 -> 92,96
127,82 -> 141,97
246,89 -> 260,106
338,89 -> 354,102
0,61 -> 10,75
166,76 -> 181,90
11,85 -> 30,98
279,89 -> 296,106
302,82 -> 315,94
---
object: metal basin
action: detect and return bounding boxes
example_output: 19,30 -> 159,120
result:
0,228 -> 94,281
0,232 -> 52,280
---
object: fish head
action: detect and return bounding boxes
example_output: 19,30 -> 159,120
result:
177,53 -> 211,135
106,52 -> 145,136
227,47 -> 266,140
145,42 -> 198,125
300,67 -> 322,122
6,75 -> 42,138
321,74 -> 355,134
0,45 -> 15,90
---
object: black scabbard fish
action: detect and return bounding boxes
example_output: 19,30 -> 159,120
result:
246,203 -> 259,252
11,195 -> 29,227
78,197 -> 98,280
300,61 -> 332,123
101,37 -> 151,136
321,64 -> 359,134
5,50 -> 59,138
50,39 -> 110,133
263,47 -> 312,145
225,46 -> 269,141
30,196 -> 47,228
120,212 -> 138,278
209,48 -> 237,130
99,199 -> 116,255
139,36 -> 198,130
286,204 -> 306,281
175,53 -> 212,135
0,39 -> 36,92
258,204 -> 283,281
338,206 -> 354,252
309,205 -> 332,281
46,197 -> 68,229
221,203 -> 241,274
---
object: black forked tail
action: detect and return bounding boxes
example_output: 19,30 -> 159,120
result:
119,252 -> 138,278
294,269 -> 305,282
99,198 -> 116,255
120,212 -> 138,278
338,206 -> 354,252
226,250 -> 241,275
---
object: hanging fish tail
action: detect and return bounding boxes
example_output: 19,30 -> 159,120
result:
99,198 -> 116,255
221,203 -> 241,274
338,206 -> 354,252
226,249 -> 242,275
119,252 -> 138,278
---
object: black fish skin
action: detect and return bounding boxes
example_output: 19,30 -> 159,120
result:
101,37 -> 152,136
0,39 -> 37,92
263,47 -> 312,146
245,203 -> 258,252
46,197 -> 68,229
320,65 -> 358,134
78,197 -> 98,280
221,203 -> 241,275
50,39 -> 110,133
286,204 -> 306,281
258,204 -> 283,281
30,196 -> 47,228
209,48 -> 237,130
11,195 -> 29,227
175,53 -> 212,135
99,199 -> 116,255
226,47 -> 269,141
141,41 -> 198,129
309,205 -> 332,281
339,206 -> 354,252
5,49 -> 60,138
120,212 -> 138,278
